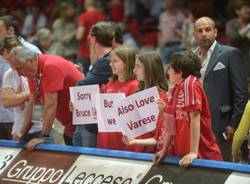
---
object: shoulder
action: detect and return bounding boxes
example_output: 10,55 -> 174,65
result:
216,43 -> 241,57
20,38 -> 42,54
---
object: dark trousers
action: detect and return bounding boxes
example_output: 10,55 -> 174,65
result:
218,139 -> 232,162
0,122 -> 13,139
63,134 -> 73,145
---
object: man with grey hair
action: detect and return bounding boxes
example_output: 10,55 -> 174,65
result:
0,15 -> 41,139
9,46 -> 83,150
32,28 -> 53,53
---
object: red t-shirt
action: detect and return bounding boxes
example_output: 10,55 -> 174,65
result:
97,80 -> 139,150
165,79 -> 222,160
77,9 -> 106,58
29,54 -> 84,137
125,91 -> 168,153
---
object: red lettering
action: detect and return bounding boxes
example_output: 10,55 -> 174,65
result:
135,96 -> 155,108
126,115 -> 156,130
104,100 -> 113,108
75,109 -> 91,117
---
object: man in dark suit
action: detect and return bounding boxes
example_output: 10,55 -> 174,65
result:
193,16 -> 248,161
73,21 -> 113,147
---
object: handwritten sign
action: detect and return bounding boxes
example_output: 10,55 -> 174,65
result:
70,85 -> 99,124
96,93 -> 125,132
115,87 -> 159,139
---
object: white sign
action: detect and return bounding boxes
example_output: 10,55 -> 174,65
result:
115,87 -> 159,139
225,172 -> 250,184
70,85 -> 99,124
96,93 -> 125,132
59,155 -> 152,184
0,148 -> 21,175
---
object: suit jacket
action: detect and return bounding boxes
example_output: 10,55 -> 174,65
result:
77,52 -> 112,133
203,43 -> 248,142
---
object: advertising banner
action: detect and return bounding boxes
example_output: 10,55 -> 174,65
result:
0,150 -> 78,184
59,155 -> 152,184
0,147 -> 21,175
0,143 -> 250,184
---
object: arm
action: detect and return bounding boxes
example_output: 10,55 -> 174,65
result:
26,92 -> 58,151
179,110 -> 200,168
227,48 -> 248,134
232,101 -> 250,160
1,88 -> 29,108
76,26 -> 85,41
153,134 -> 173,165
226,20 -> 249,44
13,92 -> 35,140
122,135 -> 157,146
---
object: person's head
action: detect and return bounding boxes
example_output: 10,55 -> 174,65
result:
88,21 -> 115,60
234,0 -> 250,20
9,46 -> 37,78
134,52 -> 168,91
0,15 -> 20,38
59,1 -> 76,21
111,22 -> 123,48
168,51 -> 201,85
109,46 -> 135,82
34,28 -> 53,51
193,17 -> 217,51
89,21 -> 115,48
85,0 -> 99,9
0,35 -> 21,60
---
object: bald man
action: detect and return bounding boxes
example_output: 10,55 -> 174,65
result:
193,16 -> 248,161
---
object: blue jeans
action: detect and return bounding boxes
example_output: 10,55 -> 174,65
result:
73,125 -> 97,147
161,42 -> 183,64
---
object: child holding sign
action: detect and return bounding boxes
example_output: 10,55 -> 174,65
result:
124,51 -> 222,167
123,51 -> 168,153
97,46 -> 139,150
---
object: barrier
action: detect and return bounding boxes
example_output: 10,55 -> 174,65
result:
0,140 -> 249,184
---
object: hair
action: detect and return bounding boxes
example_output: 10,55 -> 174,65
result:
110,46 -> 135,81
137,52 -> 168,92
111,22 -> 123,44
168,50 -> 201,79
0,15 -> 20,36
35,28 -> 52,42
10,46 -> 37,64
194,16 -> 216,29
59,1 -> 75,21
0,35 -> 21,53
90,21 -> 115,47
234,0 -> 250,10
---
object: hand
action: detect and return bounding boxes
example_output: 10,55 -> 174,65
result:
122,135 -> 134,146
153,149 -> 166,165
12,131 -> 25,141
74,64 -> 84,73
157,99 -> 166,112
26,137 -> 47,151
179,152 -> 197,168
69,101 -> 73,112
225,126 -> 235,140
233,150 -> 242,163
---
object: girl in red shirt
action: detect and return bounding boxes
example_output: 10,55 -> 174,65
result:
124,51 -> 222,167
122,51 -> 168,153
97,46 -> 138,150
